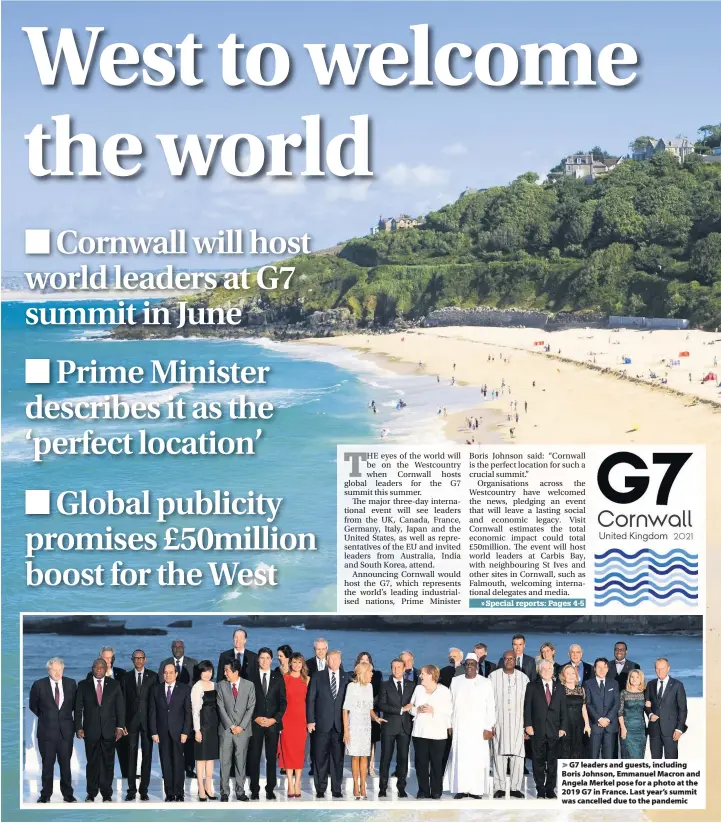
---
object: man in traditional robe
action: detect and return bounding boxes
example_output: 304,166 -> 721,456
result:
444,654 -> 495,799
489,650 -> 529,798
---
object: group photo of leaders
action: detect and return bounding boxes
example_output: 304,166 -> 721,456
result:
23,619 -> 701,806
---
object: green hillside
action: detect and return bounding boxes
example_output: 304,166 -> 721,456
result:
210,152 -> 721,329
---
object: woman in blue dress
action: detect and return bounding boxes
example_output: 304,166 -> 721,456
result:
619,669 -> 647,759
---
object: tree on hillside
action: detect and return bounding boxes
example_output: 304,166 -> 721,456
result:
690,233 -> 721,284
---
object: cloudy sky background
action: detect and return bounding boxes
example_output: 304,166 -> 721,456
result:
2,1 -> 719,270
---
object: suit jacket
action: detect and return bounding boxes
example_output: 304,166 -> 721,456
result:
500,653 -> 537,682
216,679 -> 255,738
29,676 -> 77,743
148,682 -> 192,740
402,667 -> 420,685
158,656 -> 198,685
306,668 -> 349,733
251,668 -> 287,729
86,666 -> 127,682
122,669 -> 158,733
645,678 -> 688,737
563,660 -> 593,684
610,659 -> 641,692
377,677 -> 415,735
477,659 -> 497,678
75,676 -> 125,741
439,665 -> 465,688
523,678 -> 568,739
217,648 -> 258,682
585,677 -> 620,730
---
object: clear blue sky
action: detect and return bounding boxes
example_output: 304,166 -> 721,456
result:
2,1 -> 720,269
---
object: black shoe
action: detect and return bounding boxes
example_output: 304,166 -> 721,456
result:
431,794 -> 442,800
546,790 -> 557,799
102,796 -> 112,803
198,796 -> 207,802
176,795 -> 185,802
397,788 -> 408,798
536,790 -> 546,799
469,793 -> 482,799
378,789 -> 387,798
63,796 -> 77,803
494,790 -> 505,798
165,796 -> 174,802
236,793 -> 249,802
332,791 -> 343,798
220,794 -> 229,802
37,797 -> 50,804
510,790 -> 524,799
250,792 -> 260,800
125,791 -> 137,801
140,793 -> 150,801
454,793 -> 468,799
266,791 -> 276,800
316,792 -> 325,798
416,791 -> 428,799
85,796 -> 95,802
185,769 -> 196,779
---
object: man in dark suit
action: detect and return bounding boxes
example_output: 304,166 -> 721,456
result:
74,658 -> 125,802
158,640 -> 197,778
439,648 -> 464,688
149,662 -> 192,801
609,641 -> 641,691
474,643 -> 497,678
377,658 -> 415,798
585,658 -> 620,758
306,637 -> 330,678
29,657 -> 77,803
499,634 -> 537,682
85,646 -> 128,780
400,650 -> 419,684
645,658 -> 688,760
306,649 -> 349,798
247,647 -> 287,800
121,649 -> 157,801
563,644 -> 593,684
217,628 -> 258,683
523,659 -> 568,799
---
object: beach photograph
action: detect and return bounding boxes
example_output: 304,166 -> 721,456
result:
3,2 -> 720,822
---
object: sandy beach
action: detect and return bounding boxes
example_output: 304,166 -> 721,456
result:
315,325 -> 719,823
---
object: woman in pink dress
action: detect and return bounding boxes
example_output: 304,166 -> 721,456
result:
278,653 -> 309,797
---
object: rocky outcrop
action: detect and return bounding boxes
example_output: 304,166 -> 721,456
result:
24,616 -> 168,636
423,307 -> 551,328
423,307 -> 608,330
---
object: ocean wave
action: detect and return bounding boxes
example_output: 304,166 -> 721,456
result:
194,383 -> 343,409
67,384 -> 194,406
595,547 -> 698,562
594,566 -> 699,584
595,579 -> 698,593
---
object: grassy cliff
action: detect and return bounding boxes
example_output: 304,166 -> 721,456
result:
207,153 -> 721,330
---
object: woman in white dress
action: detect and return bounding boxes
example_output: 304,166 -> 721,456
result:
343,661 -> 381,799
410,665 -> 453,799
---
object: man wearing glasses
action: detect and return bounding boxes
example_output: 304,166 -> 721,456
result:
122,650 -> 157,801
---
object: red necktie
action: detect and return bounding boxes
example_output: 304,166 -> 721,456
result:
96,680 -> 103,705
232,683 -> 238,700
545,683 -> 551,706
54,683 -> 60,706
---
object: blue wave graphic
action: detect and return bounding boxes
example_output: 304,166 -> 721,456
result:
594,566 -> 699,585
594,547 -> 699,607
595,547 -> 697,562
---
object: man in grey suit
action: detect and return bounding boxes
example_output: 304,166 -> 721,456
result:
217,659 -> 256,802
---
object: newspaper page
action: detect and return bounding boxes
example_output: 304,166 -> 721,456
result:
3,1 -> 717,822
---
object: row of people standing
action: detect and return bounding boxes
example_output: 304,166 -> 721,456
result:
29,631 -> 689,803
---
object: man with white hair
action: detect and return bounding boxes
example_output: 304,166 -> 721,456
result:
439,648 -> 465,688
444,654 -> 496,799
563,644 -> 593,684
29,657 -> 77,803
